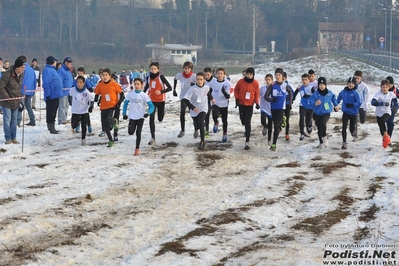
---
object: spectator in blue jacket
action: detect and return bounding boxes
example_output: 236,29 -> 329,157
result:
308,77 -> 338,150
57,57 -> 74,125
16,55 -> 37,126
42,56 -> 63,134
337,77 -> 361,149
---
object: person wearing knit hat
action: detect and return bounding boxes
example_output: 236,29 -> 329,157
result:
0,57 -> 25,144
385,76 -> 399,139
308,76 -> 339,150
263,68 -> 292,151
371,79 -> 397,148
234,66 -> 260,150
336,77 -> 361,149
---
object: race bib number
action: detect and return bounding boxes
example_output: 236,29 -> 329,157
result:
151,81 -> 156,88
105,94 -> 111,101
324,102 -> 330,110
245,92 -> 251,99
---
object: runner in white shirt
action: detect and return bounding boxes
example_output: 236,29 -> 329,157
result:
209,67 -> 231,142
69,76 -> 94,146
122,78 -> 154,156
181,72 -> 215,150
370,79 -> 396,148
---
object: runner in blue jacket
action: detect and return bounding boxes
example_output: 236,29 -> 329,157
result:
308,77 -> 338,150
336,77 -> 361,149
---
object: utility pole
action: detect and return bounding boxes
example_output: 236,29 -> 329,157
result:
205,11 -> 208,49
75,1 -> 78,41
389,7 -> 394,69
252,4 -> 256,64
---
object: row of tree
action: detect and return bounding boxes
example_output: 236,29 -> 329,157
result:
0,0 -> 396,64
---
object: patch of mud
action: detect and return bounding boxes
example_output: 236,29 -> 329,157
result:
156,225 -> 217,257
310,160 -> 360,174
196,152 -> 223,168
151,141 -> 179,151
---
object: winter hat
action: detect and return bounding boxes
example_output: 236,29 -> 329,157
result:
32,58 -> 37,63
347,77 -> 356,84
386,76 -> 394,85
246,67 -> 255,76
318,77 -> 327,86
275,68 -> 284,76
46,56 -> 57,65
14,58 -> 24,68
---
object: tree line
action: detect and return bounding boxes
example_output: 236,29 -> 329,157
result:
0,0 -> 396,65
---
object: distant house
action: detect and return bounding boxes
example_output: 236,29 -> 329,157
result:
145,43 -> 202,65
318,22 -> 364,52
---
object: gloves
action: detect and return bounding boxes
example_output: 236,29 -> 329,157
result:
221,86 -> 226,94
385,102 -> 390,106
130,86 -> 134,90
346,103 -> 354,108
88,106 -> 93,113
255,103 -> 260,110
173,90 -> 178,97
272,98 -> 277,102
123,115 -> 128,120
235,98 -> 239,108
115,104 -> 120,110
144,113 -> 149,118
18,102 -> 25,112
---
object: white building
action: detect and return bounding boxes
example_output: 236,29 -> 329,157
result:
145,43 -> 202,65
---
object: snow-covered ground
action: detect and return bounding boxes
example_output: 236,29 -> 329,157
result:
1,55 -> 398,266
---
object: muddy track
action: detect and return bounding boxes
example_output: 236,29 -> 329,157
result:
0,116 -> 397,265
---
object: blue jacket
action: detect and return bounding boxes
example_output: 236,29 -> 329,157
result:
264,82 -> 286,110
337,87 -> 361,115
21,62 -> 37,96
308,88 -> 338,116
42,64 -> 63,100
57,64 -> 74,97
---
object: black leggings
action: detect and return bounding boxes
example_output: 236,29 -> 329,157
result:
149,101 -> 165,138
271,109 -> 284,145
299,106 -> 313,135
71,113 -> 89,140
377,113 -> 391,136
180,101 -> 188,132
342,112 -> 357,143
128,118 -> 144,149
261,112 -> 273,141
101,108 -> 116,141
205,101 -> 211,132
239,105 -> 254,142
192,112 -> 207,142
212,105 -> 228,134
285,105 -> 292,135
314,114 -> 330,144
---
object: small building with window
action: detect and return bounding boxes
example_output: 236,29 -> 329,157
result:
145,43 -> 202,65
318,22 -> 364,51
